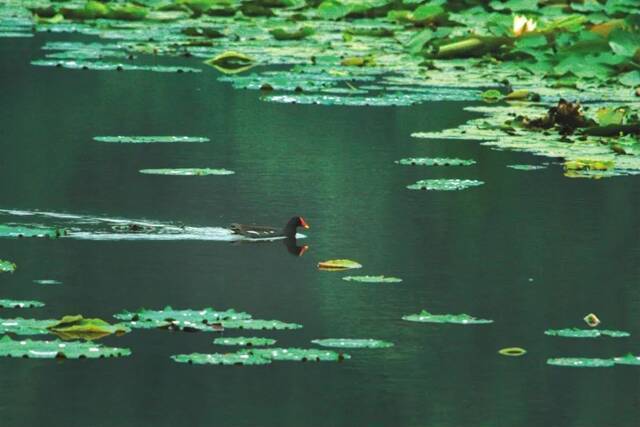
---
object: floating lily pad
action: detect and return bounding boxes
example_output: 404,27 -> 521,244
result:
498,347 -> 527,356
342,275 -> 402,283
406,179 -> 484,191
115,306 -> 251,324
139,168 -> 235,176
33,279 -> 62,285
213,337 -> 276,346
0,224 -> 63,238
317,259 -> 362,270
547,357 -> 615,368
0,260 -> 16,273
31,60 -> 200,73
402,310 -> 493,324
47,315 -> 130,340
0,335 -> 131,359
0,299 -> 45,309
249,347 -> 349,362
311,338 -> 393,349
171,352 -> 272,366
545,328 -> 630,338
507,164 -> 547,171
93,136 -> 210,143
205,51 -> 255,74
220,319 -> 303,330
395,158 -> 476,167
613,354 -> 640,366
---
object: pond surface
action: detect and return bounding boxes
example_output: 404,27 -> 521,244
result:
1,34 -> 640,427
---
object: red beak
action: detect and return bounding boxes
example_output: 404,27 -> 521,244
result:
300,217 -> 310,229
299,245 -> 309,257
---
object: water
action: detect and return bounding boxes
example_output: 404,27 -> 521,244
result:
1,34 -> 640,427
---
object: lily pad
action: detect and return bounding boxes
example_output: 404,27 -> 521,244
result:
93,136 -> 210,144
0,260 -> 16,273
311,338 -> 394,349
406,179 -> 484,191
0,318 -> 54,335
47,315 -> 130,340
249,347 -> 350,362
547,357 -> 615,368
498,347 -> 527,356
0,299 -> 45,309
613,354 -> 640,366
342,275 -> 402,283
0,335 -> 131,359
317,259 -> 362,270
220,319 -> 303,330
139,168 -> 235,176
402,310 -> 493,324
213,337 -> 276,346
395,158 -> 476,166
0,224 -> 63,238
33,279 -> 62,285
507,164 -> 547,170
544,328 -> 630,338
115,306 -> 251,324
205,51 -> 255,74
172,352 -> 272,366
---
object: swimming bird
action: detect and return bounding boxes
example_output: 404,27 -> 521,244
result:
229,216 -> 309,239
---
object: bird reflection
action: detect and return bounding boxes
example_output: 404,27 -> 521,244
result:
284,237 -> 309,257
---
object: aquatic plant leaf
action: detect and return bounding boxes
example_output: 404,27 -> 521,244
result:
317,259 -> 362,270
139,168 -> 235,176
213,337 -> 276,346
402,310 -> 493,324
0,299 -> 44,309
481,89 -> 503,101
47,315 -> 130,340
94,136 -> 210,143
114,306 -> 252,324
33,279 -> 62,285
342,275 -> 402,283
544,328 -> 630,338
395,158 -> 475,166
31,60 -> 200,73
0,318 -> 55,335
0,260 -> 16,273
584,312 -> 601,327
249,347 -> 350,362
311,338 -> 393,349
0,224 -> 63,238
619,70 -> 640,87
220,319 -> 303,330
171,352 -> 272,365
498,347 -> 527,356
205,51 -> 255,74
406,179 -> 484,191
608,28 -> 640,58
613,354 -> 640,366
507,164 -> 546,170
547,357 -> 615,368
270,26 -> 314,41
0,335 -> 131,359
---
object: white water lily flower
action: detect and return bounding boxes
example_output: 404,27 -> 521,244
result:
513,15 -> 537,37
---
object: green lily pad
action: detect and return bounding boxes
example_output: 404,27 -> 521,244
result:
213,337 -> 276,346
0,318 -> 54,335
0,224 -> 63,238
0,299 -> 45,309
544,328 -> 630,338
205,51 -> 255,74
270,26 -> 314,41
342,275 -> 402,283
115,306 -> 251,323
613,354 -> 640,366
0,260 -> 16,273
406,179 -> 484,191
317,259 -> 362,270
311,338 -> 394,349
220,319 -> 303,330
507,164 -> 547,170
172,352 -> 272,365
402,310 -> 493,324
395,158 -> 476,166
249,347 -> 350,362
0,335 -> 131,359
139,168 -> 235,176
31,60 -> 200,73
33,279 -> 62,285
94,136 -> 210,143
547,357 -> 615,368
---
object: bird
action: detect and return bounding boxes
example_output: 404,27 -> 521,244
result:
229,216 -> 309,239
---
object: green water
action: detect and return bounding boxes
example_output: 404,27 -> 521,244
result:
1,34 -> 639,427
